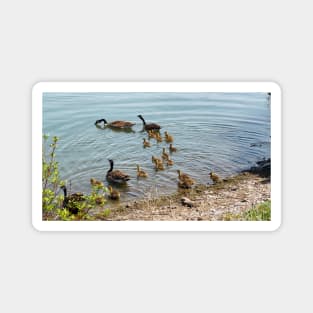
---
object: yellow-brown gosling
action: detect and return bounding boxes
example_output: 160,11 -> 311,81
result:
155,132 -> 163,142
162,147 -> 169,160
148,130 -> 156,139
90,178 -> 104,188
108,185 -> 120,200
178,180 -> 193,189
164,131 -> 174,143
152,155 -> 162,165
177,170 -> 195,184
155,159 -> 165,170
166,157 -> 174,166
143,138 -> 151,148
209,171 -> 220,184
169,143 -> 177,153
137,165 -> 148,178
95,195 -> 105,205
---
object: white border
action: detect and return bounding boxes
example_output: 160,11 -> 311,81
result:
32,82 -> 281,231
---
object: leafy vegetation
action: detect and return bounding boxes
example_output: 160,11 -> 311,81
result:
42,135 -> 110,221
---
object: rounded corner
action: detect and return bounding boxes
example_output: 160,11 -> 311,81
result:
268,81 -> 282,95
32,219 -> 43,232
32,82 -> 45,95
269,219 -> 282,232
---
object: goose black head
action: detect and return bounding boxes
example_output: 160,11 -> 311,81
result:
95,119 -> 107,125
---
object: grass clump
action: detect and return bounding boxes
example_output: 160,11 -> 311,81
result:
244,201 -> 271,221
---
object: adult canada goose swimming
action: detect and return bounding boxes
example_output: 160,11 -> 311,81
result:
60,185 -> 85,214
106,159 -> 130,184
137,115 -> 161,131
95,118 -> 135,129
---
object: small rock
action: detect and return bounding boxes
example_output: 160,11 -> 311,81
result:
181,197 -> 194,208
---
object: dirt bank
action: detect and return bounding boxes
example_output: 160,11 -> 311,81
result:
99,172 -> 270,221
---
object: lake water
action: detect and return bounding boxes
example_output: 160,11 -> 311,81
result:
43,92 -> 271,203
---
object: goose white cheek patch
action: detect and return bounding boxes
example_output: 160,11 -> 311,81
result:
33,82 -> 281,231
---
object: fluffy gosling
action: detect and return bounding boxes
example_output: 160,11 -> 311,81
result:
108,185 -> 120,200
137,165 -> 148,178
169,143 -> 177,152
143,138 -> 151,148
209,171 -> 220,184
164,131 -> 174,143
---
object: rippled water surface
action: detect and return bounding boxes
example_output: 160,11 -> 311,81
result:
43,92 -> 271,203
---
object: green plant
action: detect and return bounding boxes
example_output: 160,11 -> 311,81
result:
42,134 -> 110,221
244,201 -> 271,221
42,135 -> 64,213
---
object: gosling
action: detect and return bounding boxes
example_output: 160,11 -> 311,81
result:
108,185 -> 120,200
90,178 -> 104,188
162,148 -> 169,160
164,131 -> 174,143
155,159 -> 165,171
166,158 -> 174,166
143,138 -> 151,148
209,171 -> 220,184
137,165 -> 148,178
169,144 -> 177,153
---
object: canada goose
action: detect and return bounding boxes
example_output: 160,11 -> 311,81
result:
137,115 -> 161,131
164,131 -> 174,143
137,165 -> 148,178
95,118 -> 135,129
143,138 -> 151,148
177,170 -> 195,185
108,185 -> 120,200
106,159 -> 130,184
162,148 -> 169,160
209,171 -> 220,184
60,185 -> 85,214
90,178 -> 104,188
166,157 -> 174,166
169,144 -> 177,153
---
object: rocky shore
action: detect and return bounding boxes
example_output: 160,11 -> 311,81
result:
99,160 -> 271,221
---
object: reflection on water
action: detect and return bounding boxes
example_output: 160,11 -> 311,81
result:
43,92 -> 271,203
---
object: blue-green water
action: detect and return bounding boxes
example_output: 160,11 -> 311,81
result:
43,92 -> 270,202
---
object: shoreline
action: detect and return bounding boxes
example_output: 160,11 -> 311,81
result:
95,171 -> 270,221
